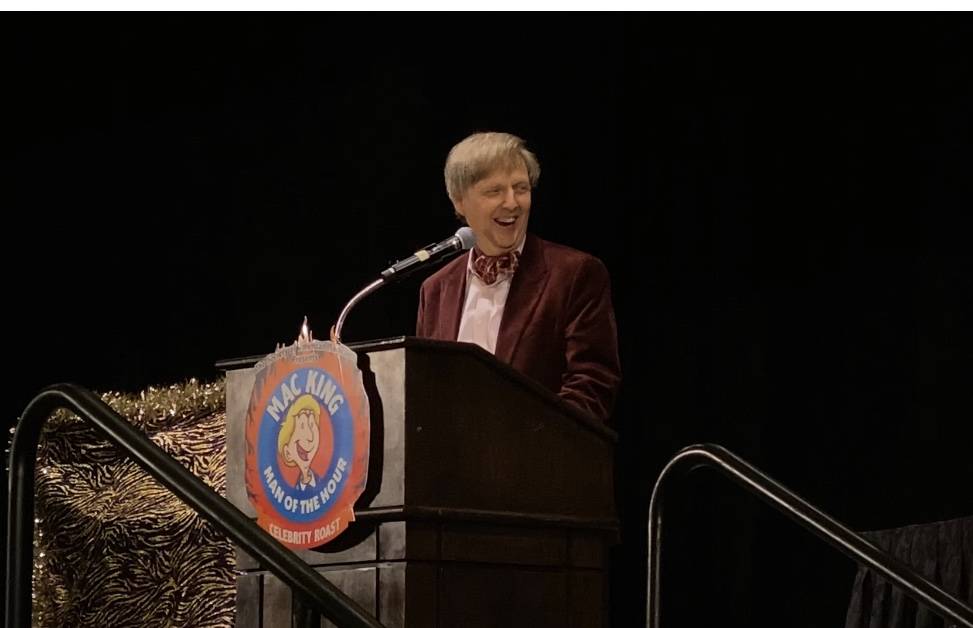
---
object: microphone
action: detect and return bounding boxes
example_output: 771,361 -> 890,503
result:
332,227 -> 477,343
379,226 -> 476,281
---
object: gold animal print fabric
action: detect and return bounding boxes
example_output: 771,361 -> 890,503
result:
31,380 -> 235,628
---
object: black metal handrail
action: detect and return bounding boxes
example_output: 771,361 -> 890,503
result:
647,443 -> 973,628
5,383 -> 386,628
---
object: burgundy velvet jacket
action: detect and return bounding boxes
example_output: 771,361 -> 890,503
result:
416,234 -> 622,422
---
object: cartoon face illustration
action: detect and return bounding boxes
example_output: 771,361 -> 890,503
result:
277,394 -> 321,489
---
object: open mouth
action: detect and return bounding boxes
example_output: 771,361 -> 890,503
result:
494,216 -> 517,227
296,441 -> 311,462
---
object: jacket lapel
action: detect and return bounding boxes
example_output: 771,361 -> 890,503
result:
495,235 -> 549,364
440,255 -> 469,341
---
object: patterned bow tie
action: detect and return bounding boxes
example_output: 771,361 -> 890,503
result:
471,248 -> 520,286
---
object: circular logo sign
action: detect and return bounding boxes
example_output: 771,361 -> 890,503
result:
244,341 -> 369,549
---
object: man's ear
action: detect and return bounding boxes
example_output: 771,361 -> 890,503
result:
451,195 -> 466,218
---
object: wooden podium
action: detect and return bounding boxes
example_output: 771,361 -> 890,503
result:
220,337 -> 618,627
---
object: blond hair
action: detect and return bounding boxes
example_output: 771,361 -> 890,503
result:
444,132 -> 541,202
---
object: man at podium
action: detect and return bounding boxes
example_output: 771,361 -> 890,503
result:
416,131 -> 622,423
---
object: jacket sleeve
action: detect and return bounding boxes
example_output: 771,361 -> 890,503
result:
558,257 -> 622,422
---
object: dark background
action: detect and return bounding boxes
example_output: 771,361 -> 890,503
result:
5,16 -> 972,627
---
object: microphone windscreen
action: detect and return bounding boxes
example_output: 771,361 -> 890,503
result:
455,226 -> 476,250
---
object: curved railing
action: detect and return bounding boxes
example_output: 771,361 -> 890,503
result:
5,383 -> 385,628
647,443 -> 973,628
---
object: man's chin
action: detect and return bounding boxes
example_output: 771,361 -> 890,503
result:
484,239 -> 520,255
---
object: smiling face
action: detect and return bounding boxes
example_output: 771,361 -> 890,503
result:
279,400 -> 321,486
452,163 -> 532,256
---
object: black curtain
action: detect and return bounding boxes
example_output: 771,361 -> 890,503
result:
6,16 -> 973,628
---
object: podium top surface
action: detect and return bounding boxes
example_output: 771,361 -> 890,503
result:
216,336 -> 617,442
